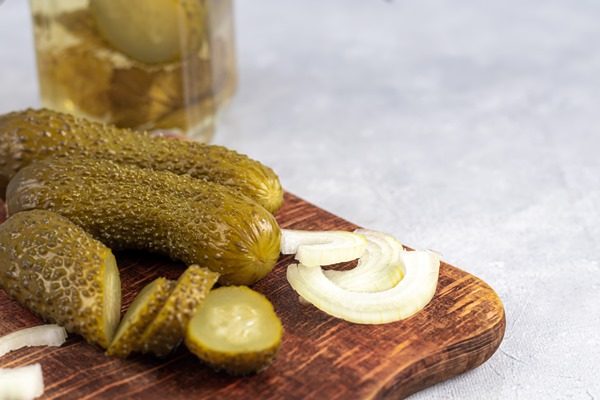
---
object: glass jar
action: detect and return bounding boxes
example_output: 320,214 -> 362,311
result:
29,0 -> 237,142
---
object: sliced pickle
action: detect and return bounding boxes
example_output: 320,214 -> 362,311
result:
185,286 -> 283,375
138,265 -> 219,357
0,210 -> 121,349
106,278 -> 175,358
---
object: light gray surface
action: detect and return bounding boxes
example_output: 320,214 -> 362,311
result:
1,1 -> 599,399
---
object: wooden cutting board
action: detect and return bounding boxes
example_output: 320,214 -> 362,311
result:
0,192 -> 505,399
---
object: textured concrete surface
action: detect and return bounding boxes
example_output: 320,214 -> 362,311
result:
1,1 -> 599,398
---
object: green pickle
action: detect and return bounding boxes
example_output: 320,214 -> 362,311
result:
90,0 -> 207,65
0,210 -> 121,349
107,278 -> 175,358
185,286 -> 283,375
6,156 -> 281,285
0,108 -> 283,213
138,265 -> 220,357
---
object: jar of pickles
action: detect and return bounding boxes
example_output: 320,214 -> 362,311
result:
29,0 -> 237,142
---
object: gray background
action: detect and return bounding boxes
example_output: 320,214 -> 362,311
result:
1,1 -> 599,398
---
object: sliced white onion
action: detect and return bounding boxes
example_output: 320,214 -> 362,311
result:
0,363 -> 44,400
286,250 -> 440,324
0,325 -> 67,358
280,229 -> 367,267
324,229 -> 405,292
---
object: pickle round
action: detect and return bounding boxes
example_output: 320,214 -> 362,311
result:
0,108 -> 284,213
0,210 -> 121,349
6,156 -> 281,285
185,286 -> 283,375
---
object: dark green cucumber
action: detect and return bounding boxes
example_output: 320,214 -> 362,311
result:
0,108 -> 283,213
0,209 -> 121,349
6,156 -> 281,285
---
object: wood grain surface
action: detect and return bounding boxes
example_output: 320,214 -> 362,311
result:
0,192 -> 505,399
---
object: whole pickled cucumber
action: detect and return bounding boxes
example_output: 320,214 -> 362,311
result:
0,210 -> 121,349
6,156 -> 281,285
91,0 -> 207,64
0,108 -> 283,213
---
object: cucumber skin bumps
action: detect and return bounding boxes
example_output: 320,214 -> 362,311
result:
0,108 -> 283,214
6,156 -> 281,286
0,209 -> 122,349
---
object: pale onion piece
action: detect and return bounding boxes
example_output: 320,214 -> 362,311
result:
324,229 -> 405,292
0,363 -> 44,400
280,229 -> 367,267
0,325 -> 67,358
286,250 -> 440,324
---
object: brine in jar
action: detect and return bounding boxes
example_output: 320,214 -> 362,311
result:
29,0 -> 237,142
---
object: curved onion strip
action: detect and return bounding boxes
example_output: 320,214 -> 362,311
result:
286,251 -> 440,324
280,229 -> 367,267
0,325 -> 67,358
0,363 -> 44,400
324,229 -> 405,292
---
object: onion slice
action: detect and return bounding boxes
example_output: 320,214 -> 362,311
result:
0,363 -> 44,400
0,325 -> 67,358
286,250 -> 440,324
280,229 -> 367,267
324,229 -> 405,292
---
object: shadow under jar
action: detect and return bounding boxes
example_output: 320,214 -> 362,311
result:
30,0 -> 237,142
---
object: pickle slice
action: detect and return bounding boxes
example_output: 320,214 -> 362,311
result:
106,278 -> 175,358
185,286 -> 283,375
138,265 -> 219,357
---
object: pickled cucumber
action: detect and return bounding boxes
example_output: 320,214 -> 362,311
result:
0,210 -> 121,349
0,108 -> 283,213
91,0 -> 207,64
137,265 -> 219,357
107,278 -> 175,358
185,286 -> 283,375
6,156 -> 281,285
